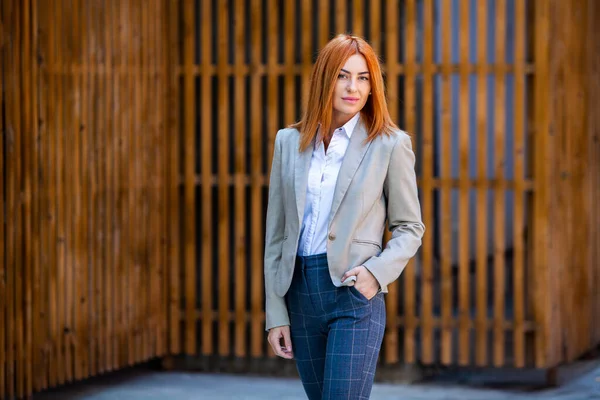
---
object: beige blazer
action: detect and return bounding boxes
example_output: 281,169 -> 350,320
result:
264,117 -> 425,330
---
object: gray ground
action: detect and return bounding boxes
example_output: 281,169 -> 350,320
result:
33,359 -> 600,400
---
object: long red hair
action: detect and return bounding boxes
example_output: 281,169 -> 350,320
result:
291,34 -> 398,152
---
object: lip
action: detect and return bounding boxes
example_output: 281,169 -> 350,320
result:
342,97 -> 360,102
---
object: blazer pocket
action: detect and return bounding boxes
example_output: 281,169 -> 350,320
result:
351,238 -> 382,251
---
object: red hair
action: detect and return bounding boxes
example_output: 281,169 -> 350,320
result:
291,34 -> 398,152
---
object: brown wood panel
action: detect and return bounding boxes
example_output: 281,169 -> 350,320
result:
475,0 -> 489,368
167,0 -> 183,357
353,0 -> 363,37
370,0 -> 381,54
457,0 -> 470,367
217,0 -> 231,358
183,0 -> 197,356
419,0 -> 434,365
493,0 -> 506,368
319,0 -> 330,48
200,0 -> 213,356
403,0 -> 417,365
336,0 -> 347,35
384,0 -> 399,365
513,0 -> 526,368
234,0 -> 247,358
0,3 -> 5,394
439,0 -> 453,366
250,0 -> 264,359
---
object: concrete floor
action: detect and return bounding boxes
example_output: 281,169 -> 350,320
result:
33,360 -> 600,400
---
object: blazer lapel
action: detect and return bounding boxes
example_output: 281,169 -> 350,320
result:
328,119 -> 372,226
294,134 -> 314,226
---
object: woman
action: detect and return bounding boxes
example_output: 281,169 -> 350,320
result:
264,34 -> 425,399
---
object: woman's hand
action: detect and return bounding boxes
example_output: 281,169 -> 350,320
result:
267,325 -> 294,359
341,265 -> 380,300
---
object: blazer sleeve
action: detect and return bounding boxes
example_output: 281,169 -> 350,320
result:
362,133 -> 425,291
264,130 -> 290,331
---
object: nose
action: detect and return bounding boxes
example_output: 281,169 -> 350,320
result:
346,77 -> 357,92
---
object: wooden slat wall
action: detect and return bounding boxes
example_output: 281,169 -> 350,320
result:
1,0 -> 170,397
2,1 -> 600,398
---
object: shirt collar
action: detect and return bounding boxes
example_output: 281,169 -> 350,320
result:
334,112 -> 360,139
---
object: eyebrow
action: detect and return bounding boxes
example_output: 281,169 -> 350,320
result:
340,68 -> 370,75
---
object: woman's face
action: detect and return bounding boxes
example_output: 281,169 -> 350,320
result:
332,53 -> 371,120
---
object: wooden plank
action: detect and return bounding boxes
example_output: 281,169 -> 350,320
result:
458,0 -> 470,367
0,1 -> 5,394
475,0 -> 489,367
119,0 -> 131,367
250,0 -> 264,359
384,0 -> 399,365
183,0 -> 197,356
54,0 -> 66,383
493,0 -> 506,368
419,0 -> 434,365
336,0 -> 346,35
403,0 -> 416,365
283,0 -> 294,125
266,0 -> 278,358
200,0 -> 213,356
167,0 -> 182,356
16,1 -> 33,397
301,0 -> 311,125
353,0 -> 363,37
319,0 -> 329,49
77,0 -> 90,378
439,0 -> 453,366
370,0 -> 381,54
129,0 -> 141,365
234,0 -> 247,359
513,0 -> 526,368
3,1 -> 17,395
217,0 -> 231,358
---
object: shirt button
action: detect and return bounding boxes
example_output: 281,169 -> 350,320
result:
328,233 -> 336,241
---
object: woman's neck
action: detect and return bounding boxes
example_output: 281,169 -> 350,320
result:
328,112 -> 358,137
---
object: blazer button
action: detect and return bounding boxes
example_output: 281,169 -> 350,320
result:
328,233 -> 336,241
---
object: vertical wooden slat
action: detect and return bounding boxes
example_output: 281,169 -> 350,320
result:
458,0 -> 470,367
31,0 -> 45,391
475,0 -> 489,367
4,2 -> 18,396
384,0 -> 399,365
301,1 -> 311,121
104,0 -> 117,370
119,0 -> 132,367
23,0 -> 35,394
513,0 -> 526,368
250,0 -> 264,358
200,0 -> 213,356
19,1 -> 30,395
283,0 -> 294,125
319,0 -> 329,48
266,0 -> 278,358
420,0 -> 434,365
183,0 -> 196,357
403,0 -> 416,365
353,0 -> 363,37
53,0 -> 66,384
217,0 -> 231,358
370,0 -> 381,55
335,0 -> 346,35
79,0 -> 90,378
439,0 -> 453,366
167,0 -> 182,356
0,2 -> 5,394
129,0 -> 141,365
493,0 -> 506,367
234,0 -> 247,359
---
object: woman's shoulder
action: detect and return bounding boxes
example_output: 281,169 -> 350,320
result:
275,127 -> 301,146
373,128 -> 411,149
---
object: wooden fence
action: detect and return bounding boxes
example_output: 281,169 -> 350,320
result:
1,0 -> 599,398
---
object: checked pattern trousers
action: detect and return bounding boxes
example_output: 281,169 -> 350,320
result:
286,253 -> 386,400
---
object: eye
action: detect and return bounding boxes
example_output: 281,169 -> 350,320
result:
359,76 -> 370,81
338,73 -> 348,79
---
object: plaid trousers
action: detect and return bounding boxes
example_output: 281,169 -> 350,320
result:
286,253 -> 386,400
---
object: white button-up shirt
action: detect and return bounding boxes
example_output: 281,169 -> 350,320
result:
298,113 -> 360,256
